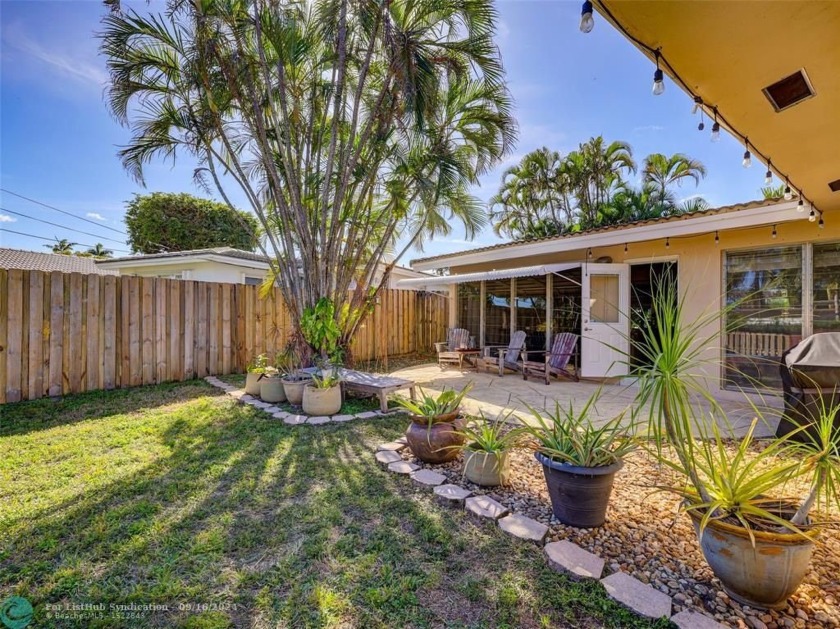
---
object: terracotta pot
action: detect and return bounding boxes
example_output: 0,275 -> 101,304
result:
463,449 -> 510,486
536,453 -> 622,528
302,384 -> 342,415
245,372 -> 262,396
687,508 -> 816,610
259,375 -> 286,403
281,375 -> 312,405
406,420 -> 465,464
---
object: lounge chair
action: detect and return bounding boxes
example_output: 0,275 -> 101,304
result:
481,330 -> 527,377
435,328 -> 472,370
522,332 -> 580,384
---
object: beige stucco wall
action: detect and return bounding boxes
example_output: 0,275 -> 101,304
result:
109,260 -> 266,284
446,218 -> 839,397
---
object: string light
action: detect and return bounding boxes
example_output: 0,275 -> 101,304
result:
742,140 -> 752,168
711,110 -> 721,142
771,224 -> 777,239
785,181 -> 794,201
809,208 -> 817,223
714,231 -> 720,245
819,215 -> 825,229
579,1 -> 594,33
692,96 -> 703,115
624,243 -> 628,253
765,161 -> 773,186
587,247 -> 592,257
797,198 -> 804,211
652,51 -> 665,96
665,237 -> 670,249
697,111 -> 705,132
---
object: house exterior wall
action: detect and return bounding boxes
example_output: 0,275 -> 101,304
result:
443,218 -> 839,397
109,260 -> 266,284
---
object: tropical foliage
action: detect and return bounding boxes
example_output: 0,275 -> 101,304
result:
123,192 -> 260,254
490,139 -> 708,239
44,238 -> 77,255
101,0 -> 515,360
394,384 -> 473,419
455,409 -> 525,453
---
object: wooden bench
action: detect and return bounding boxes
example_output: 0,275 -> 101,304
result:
302,368 -> 416,412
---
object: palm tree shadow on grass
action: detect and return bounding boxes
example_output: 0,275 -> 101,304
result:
2,385 -> 665,628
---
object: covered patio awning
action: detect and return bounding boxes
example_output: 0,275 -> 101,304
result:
395,262 -> 581,289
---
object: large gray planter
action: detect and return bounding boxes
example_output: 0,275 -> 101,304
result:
245,372 -> 262,396
536,453 -> 623,528
281,375 -> 312,405
302,384 -> 341,415
688,509 -> 816,610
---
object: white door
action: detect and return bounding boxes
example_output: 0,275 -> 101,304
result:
581,263 -> 630,378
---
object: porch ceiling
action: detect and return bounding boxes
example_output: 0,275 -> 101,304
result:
595,1 -> 840,213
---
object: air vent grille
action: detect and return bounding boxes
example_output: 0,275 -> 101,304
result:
762,70 -> 815,112
829,179 -> 840,193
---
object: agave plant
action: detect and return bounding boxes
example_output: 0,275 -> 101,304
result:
520,393 -> 637,468
394,384 -> 474,421
455,409 -> 526,454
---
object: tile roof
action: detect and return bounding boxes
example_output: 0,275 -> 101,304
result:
411,198 -> 778,266
0,248 -> 119,274
98,247 -> 269,265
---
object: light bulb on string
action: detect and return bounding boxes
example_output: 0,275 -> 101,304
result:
652,51 -> 665,96
765,161 -> 773,185
665,237 -> 670,249
624,243 -> 628,253
785,182 -> 794,201
809,208 -> 817,223
697,111 -> 705,132
819,215 -> 825,229
714,231 -> 719,245
742,149 -> 752,168
692,96 -> 703,115
579,1 -> 594,33
771,225 -> 777,239
711,121 -> 720,142
797,198 -> 804,212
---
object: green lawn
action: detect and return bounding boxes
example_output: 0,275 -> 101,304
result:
0,381 -> 668,628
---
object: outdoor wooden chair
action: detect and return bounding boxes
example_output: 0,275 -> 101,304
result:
522,332 -> 580,384
481,330 -> 527,377
435,328 -> 472,370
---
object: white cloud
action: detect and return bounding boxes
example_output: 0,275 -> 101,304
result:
2,21 -> 107,89
0,214 -> 17,223
633,125 -> 665,134
86,212 -> 107,221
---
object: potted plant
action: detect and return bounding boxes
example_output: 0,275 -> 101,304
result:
260,351 -> 294,403
245,354 -> 269,396
300,298 -> 343,376
455,410 -> 524,486
631,280 -> 840,610
521,394 -> 636,528
394,385 -> 473,464
302,372 -> 342,416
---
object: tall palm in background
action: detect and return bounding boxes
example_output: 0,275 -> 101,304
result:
101,0 -> 515,357
574,137 -> 636,228
44,239 -> 76,255
642,153 -> 707,204
86,243 -> 114,259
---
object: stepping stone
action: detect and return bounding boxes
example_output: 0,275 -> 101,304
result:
545,540 -> 605,580
284,415 -> 307,426
498,514 -> 548,544
395,436 -> 408,444
433,484 -> 472,506
272,412 -> 288,420
671,611 -> 728,629
387,461 -> 419,475
241,395 -> 254,402
375,450 -> 402,465
464,495 -> 509,521
264,406 -> 280,414
601,572 -> 672,620
377,441 -> 407,452
412,469 -> 447,487
332,414 -> 355,422
307,416 -> 331,425
229,391 -> 244,399
356,411 -> 378,419
253,401 -> 271,408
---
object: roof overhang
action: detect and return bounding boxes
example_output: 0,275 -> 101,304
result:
396,262 -> 581,289
96,253 -> 271,271
593,0 -> 840,213
412,200 -> 801,271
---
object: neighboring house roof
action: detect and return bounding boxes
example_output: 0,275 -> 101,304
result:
411,198 -> 790,269
0,248 -> 119,274
97,247 -> 269,266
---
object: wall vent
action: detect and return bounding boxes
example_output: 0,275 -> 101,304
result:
762,69 -> 815,112
829,179 -> 840,193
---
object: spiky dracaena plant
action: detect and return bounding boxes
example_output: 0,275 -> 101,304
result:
100,0 -> 515,361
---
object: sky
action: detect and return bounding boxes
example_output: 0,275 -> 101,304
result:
0,0 -> 770,262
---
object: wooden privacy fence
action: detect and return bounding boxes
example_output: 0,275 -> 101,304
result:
0,269 -> 448,403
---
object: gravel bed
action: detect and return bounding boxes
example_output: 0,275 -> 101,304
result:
399,444 -> 840,629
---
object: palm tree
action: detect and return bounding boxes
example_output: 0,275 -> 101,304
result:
101,0 -> 515,358
643,153 -> 707,204
86,243 -> 114,259
573,137 -> 636,228
44,239 -> 76,255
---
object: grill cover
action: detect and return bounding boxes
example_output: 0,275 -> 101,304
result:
777,333 -> 840,439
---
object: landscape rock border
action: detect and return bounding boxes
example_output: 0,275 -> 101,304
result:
375,439 -> 727,629
204,376 -> 406,425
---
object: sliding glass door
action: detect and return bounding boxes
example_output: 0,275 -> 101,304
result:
484,279 -> 511,347
515,276 -> 547,351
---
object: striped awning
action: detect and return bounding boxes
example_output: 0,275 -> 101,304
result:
395,262 -> 581,288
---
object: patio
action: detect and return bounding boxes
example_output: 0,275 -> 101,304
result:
390,363 -> 784,438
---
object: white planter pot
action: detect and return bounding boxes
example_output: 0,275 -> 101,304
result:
302,384 -> 342,416
245,372 -> 262,396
